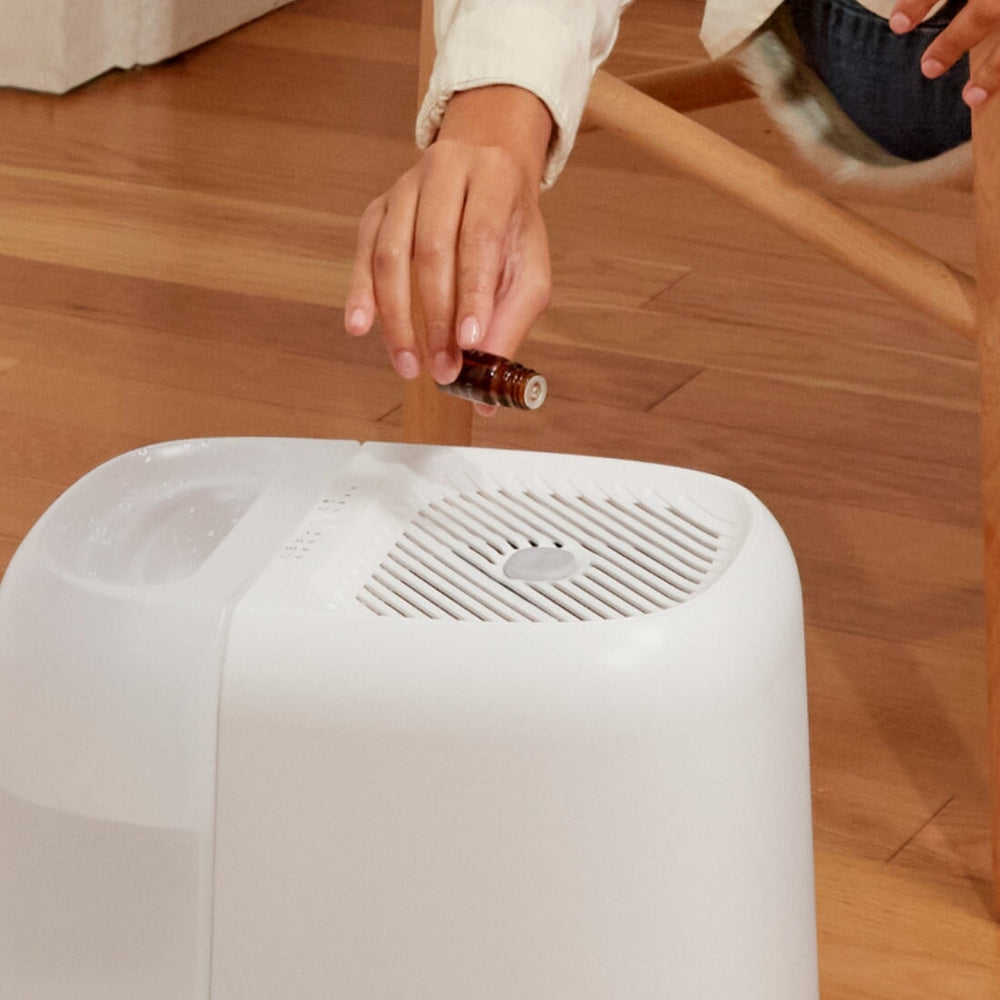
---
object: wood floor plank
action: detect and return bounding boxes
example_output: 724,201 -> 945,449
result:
534,304 -> 979,409
231,13 -> 417,65
0,165 -> 349,306
0,255 -> 367,361
550,248 -> 692,309
0,319 -> 401,423
654,369 -> 979,463
545,164 -> 976,358
893,795 -> 993,882
0,361 -> 391,445
645,266 -> 976,351
0,475 -> 65,543
816,850 -> 998,998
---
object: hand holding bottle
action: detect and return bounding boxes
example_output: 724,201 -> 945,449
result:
344,85 -> 555,388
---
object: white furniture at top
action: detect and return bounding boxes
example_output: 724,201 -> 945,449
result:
0,0 -> 294,93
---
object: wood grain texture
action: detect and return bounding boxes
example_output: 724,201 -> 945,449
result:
0,0 -> 994,994
973,39 -> 1000,917
585,69 -> 978,338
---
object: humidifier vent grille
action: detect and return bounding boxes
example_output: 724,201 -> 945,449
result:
357,483 -> 736,623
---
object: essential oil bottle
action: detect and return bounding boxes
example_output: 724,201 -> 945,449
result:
438,350 -> 548,410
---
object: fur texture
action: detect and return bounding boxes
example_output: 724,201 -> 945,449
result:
736,9 -> 972,191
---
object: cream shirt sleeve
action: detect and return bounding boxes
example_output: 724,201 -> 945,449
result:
699,0 -> 782,58
416,0 -> 631,188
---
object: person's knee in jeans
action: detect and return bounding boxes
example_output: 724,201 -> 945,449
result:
785,0 -> 970,160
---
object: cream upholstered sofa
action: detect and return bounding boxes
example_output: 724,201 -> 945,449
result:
0,0 -> 293,94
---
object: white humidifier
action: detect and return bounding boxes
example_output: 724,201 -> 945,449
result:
0,438 -> 818,998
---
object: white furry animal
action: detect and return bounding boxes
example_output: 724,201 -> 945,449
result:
736,8 -> 973,190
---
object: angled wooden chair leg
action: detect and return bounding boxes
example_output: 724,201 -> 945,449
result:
972,50 -> 1000,917
584,70 -> 977,339
579,59 -> 754,133
623,59 -> 754,111
403,0 -> 473,446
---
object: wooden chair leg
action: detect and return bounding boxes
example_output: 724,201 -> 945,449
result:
972,47 -> 1000,917
580,59 -> 754,133
403,0 -> 474,446
623,59 -> 755,111
584,70 -> 977,339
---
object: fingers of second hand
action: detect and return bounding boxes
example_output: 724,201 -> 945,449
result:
889,0 -> 940,33
925,5 -> 996,77
966,32 -> 1000,105
889,0 -> 920,35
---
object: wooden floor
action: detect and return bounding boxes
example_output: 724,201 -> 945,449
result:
0,0 -> 996,994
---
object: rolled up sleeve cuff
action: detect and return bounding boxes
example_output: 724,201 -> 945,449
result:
416,3 -> 617,188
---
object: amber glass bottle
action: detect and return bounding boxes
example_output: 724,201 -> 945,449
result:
438,350 -> 548,410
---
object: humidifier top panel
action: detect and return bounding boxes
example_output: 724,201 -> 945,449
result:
250,442 -> 760,624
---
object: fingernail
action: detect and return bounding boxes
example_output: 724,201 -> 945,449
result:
346,307 -> 367,335
432,350 -> 460,385
922,57 -> 945,79
458,315 -> 482,348
889,12 -> 912,32
393,350 -> 421,379
965,85 -> 989,107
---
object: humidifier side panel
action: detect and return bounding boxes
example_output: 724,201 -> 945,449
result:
0,437 -> 360,827
212,442 -> 817,998
212,609 -> 817,998
0,785 -> 208,1000
0,437 -> 362,1000
213,617 -> 629,1000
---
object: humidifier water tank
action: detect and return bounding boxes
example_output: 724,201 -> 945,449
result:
0,438 -> 818,999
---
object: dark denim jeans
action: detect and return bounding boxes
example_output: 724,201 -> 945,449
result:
785,0 -> 970,160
